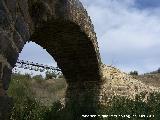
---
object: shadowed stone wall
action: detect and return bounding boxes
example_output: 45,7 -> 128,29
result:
0,0 -> 102,119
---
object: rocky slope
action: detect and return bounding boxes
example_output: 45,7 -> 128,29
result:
135,73 -> 160,87
99,65 -> 160,104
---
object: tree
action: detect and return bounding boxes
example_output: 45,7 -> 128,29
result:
158,68 -> 160,73
32,75 -> 43,80
58,74 -> 64,79
45,71 -> 57,80
129,71 -> 138,76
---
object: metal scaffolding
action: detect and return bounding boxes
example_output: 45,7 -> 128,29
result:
12,59 -> 62,75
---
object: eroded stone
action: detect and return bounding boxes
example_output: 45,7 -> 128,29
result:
2,66 -> 11,90
0,96 -> 13,120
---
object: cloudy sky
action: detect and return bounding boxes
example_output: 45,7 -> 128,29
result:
19,0 -> 160,74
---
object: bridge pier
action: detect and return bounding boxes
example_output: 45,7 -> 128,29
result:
0,59 -> 13,120
0,96 -> 13,120
65,81 -> 102,119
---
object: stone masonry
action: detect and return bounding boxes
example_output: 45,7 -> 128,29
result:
0,0 -> 102,119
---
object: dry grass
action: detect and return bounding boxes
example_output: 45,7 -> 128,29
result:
7,69 -> 160,120
101,65 -> 160,103
8,74 -> 67,106
31,78 -> 67,106
134,73 -> 160,87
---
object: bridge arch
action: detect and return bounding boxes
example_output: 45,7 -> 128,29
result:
0,0 -> 102,119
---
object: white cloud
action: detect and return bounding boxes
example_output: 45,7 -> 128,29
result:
81,0 -> 160,73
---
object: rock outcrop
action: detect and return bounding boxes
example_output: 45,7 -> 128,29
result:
99,65 -> 160,105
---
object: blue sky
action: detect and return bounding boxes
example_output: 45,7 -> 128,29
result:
18,0 -> 160,74
134,0 -> 160,9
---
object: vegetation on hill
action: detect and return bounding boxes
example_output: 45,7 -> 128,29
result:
129,70 -> 138,76
130,68 -> 160,87
7,72 -> 160,120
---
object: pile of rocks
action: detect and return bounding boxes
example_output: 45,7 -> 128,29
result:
99,64 -> 160,104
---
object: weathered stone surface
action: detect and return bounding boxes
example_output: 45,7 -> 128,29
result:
13,30 -> 24,51
0,0 -> 6,11
2,66 -> 11,90
0,10 -> 10,29
0,32 -> 18,66
0,62 -> 3,96
0,96 -> 13,120
4,0 -> 16,20
0,63 -> 2,79
65,81 -> 101,117
15,15 -> 30,42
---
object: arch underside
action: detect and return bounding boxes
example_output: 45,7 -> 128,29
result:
31,20 -> 101,82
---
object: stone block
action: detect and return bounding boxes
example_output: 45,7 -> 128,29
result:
2,66 -> 11,90
4,0 -> 16,20
0,62 -> 4,96
0,10 -> 10,29
18,0 -> 29,18
0,32 -> 18,66
0,0 -> 6,11
0,31 -> 10,53
13,30 -> 24,51
0,96 -> 13,120
0,62 -> 2,79
15,15 -> 30,42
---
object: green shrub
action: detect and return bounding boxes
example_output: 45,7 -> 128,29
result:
130,71 -> 138,76
8,74 -> 160,120
32,75 -> 44,84
99,92 -> 160,120
8,74 -> 33,100
32,75 -> 43,80
45,71 -> 57,80
10,97 -> 47,120
8,74 -> 46,120
58,74 -> 64,79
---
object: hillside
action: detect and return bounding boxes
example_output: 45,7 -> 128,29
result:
100,65 -> 160,104
8,66 -> 160,119
9,66 -> 160,106
134,73 -> 160,88
8,74 -> 67,106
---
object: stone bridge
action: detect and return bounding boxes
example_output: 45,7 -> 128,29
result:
0,0 -> 102,119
